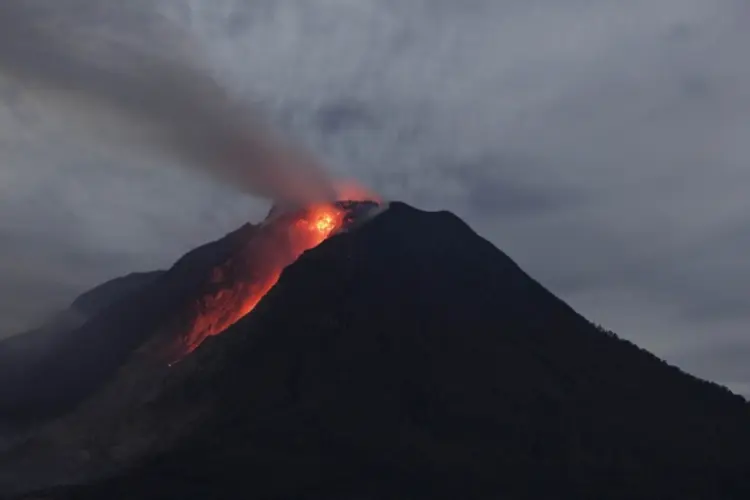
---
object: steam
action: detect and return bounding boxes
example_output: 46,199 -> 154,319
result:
0,1 -> 335,204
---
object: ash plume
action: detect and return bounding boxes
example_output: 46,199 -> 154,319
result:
0,1 -> 335,204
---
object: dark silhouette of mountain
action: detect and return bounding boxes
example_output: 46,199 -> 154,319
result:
70,272 -> 166,316
0,271 -> 163,422
0,271 -> 163,357
3,202 -> 750,499
0,223 -> 256,424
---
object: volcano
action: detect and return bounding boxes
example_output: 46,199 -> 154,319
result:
1,202 -> 749,499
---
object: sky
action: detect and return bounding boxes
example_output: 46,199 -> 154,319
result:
0,0 -> 748,395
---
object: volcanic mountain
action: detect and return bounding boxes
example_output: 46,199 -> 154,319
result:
1,201 -> 749,499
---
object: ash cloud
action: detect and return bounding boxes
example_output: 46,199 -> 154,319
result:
0,1 -> 334,204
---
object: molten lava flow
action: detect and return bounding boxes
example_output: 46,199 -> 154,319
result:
160,179 -> 382,361
300,205 -> 342,246
176,202 -> 350,358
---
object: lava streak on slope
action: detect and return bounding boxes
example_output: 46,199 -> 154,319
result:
168,197 -> 382,360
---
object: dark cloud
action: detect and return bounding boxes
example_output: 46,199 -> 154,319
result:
314,100 -> 379,135
0,0 -> 748,396
448,154 -> 586,216
677,341 -> 750,393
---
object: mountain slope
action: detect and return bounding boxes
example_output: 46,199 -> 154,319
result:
0,271 -> 164,424
19,202 -> 749,500
0,223 -> 256,424
70,272 -> 166,317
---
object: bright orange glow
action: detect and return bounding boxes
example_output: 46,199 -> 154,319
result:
165,181 -> 380,361
174,203 -> 347,358
334,181 -> 381,203
315,212 -> 337,233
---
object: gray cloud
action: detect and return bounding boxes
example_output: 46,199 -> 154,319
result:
1,0 -> 748,396
0,0 -> 334,204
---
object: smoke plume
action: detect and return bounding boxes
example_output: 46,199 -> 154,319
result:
0,1 -> 335,204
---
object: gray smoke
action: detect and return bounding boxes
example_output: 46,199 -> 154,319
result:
0,1 -> 335,204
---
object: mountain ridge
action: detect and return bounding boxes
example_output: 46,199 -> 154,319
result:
2,202 -> 748,499
0,221 -> 259,423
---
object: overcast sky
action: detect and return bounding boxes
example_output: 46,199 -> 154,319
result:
0,0 -> 748,396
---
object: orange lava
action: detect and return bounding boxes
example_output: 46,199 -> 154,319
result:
163,180 -> 381,360
177,202 -> 347,357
